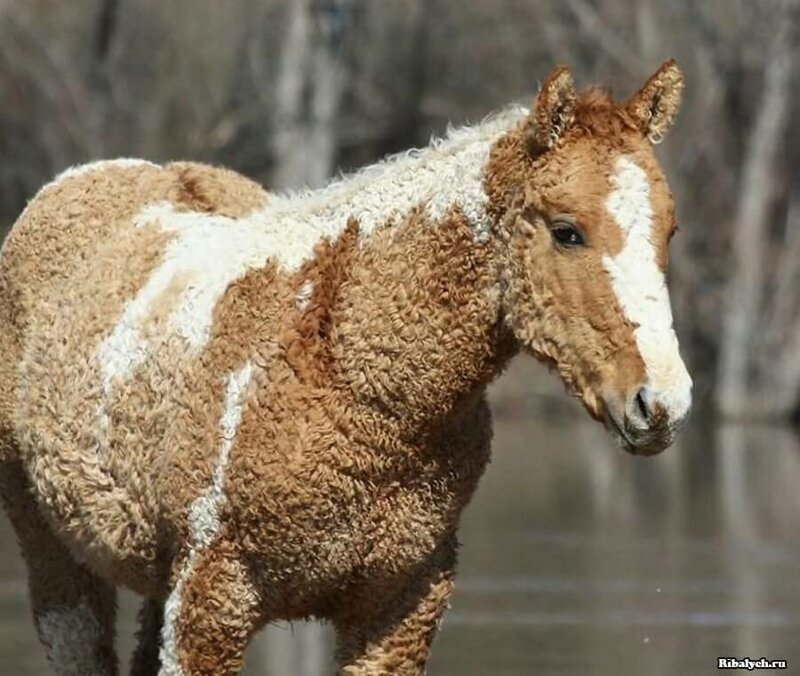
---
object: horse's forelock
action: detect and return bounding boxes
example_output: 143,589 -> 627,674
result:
572,87 -> 639,138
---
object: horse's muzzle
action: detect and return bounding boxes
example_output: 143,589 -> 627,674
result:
602,384 -> 692,456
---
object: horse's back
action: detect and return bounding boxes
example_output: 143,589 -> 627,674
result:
1,159 -> 268,323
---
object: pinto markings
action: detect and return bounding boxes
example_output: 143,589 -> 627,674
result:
2,61 -> 693,674
159,362 -> 253,676
97,108 -> 525,398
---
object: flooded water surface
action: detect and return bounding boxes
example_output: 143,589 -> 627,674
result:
2,375 -> 800,675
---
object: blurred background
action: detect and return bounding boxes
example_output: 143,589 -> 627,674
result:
0,0 -> 799,674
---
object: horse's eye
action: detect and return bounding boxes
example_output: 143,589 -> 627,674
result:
551,221 -> 585,247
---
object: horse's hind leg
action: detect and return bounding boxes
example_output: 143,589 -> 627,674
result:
0,457 -> 118,675
0,264 -> 118,671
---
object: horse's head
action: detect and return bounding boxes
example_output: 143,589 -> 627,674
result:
489,61 -> 691,455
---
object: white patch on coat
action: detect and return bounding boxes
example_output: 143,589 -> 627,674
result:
602,156 -> 692,420
159,363 -> 253,676
97,208 -> 261,389
97,108 -> 525,393
295,280 -> 314,312
53,158 -> 158,184
37,603 -> 105,676
187,363 -> 253,547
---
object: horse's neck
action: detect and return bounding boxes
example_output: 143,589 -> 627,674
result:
297,115 -> 527,433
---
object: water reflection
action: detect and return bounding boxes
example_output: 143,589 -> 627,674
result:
427,413 -> 800,676
2,392 -> 799,674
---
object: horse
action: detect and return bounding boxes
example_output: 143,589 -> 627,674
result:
0,60 -> 691,675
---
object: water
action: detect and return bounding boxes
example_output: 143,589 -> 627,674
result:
2,376 -> 800,674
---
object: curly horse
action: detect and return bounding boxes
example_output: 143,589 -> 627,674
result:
0,61 -> 691,675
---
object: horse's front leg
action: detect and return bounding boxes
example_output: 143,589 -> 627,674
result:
158,541 -> 262,676
334,544 -> 456,676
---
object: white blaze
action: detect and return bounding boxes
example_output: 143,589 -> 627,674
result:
602,155 -> 692,420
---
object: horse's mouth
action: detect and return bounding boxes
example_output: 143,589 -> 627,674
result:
603,407 -> 670,457
605,410 -> 637,453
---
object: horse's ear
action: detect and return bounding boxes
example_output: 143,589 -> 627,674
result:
527,65 -> 577,153
626,59 -> 684,144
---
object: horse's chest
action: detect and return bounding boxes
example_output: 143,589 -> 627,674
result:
306,461 -> 480,582
223,399 -> 492,616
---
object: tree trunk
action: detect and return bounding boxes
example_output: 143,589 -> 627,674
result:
271,0 -> 350,190
716,0 -> 798,418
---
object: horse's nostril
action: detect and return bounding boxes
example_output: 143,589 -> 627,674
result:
634,388 -> 650,422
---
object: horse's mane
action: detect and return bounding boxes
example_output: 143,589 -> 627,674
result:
273,105 -> 528,206
273,87 -> 636,208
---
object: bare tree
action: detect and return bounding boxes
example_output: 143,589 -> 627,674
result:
716,0 -> 799,418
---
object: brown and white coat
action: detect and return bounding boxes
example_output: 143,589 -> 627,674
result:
0,62 -> 691,675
